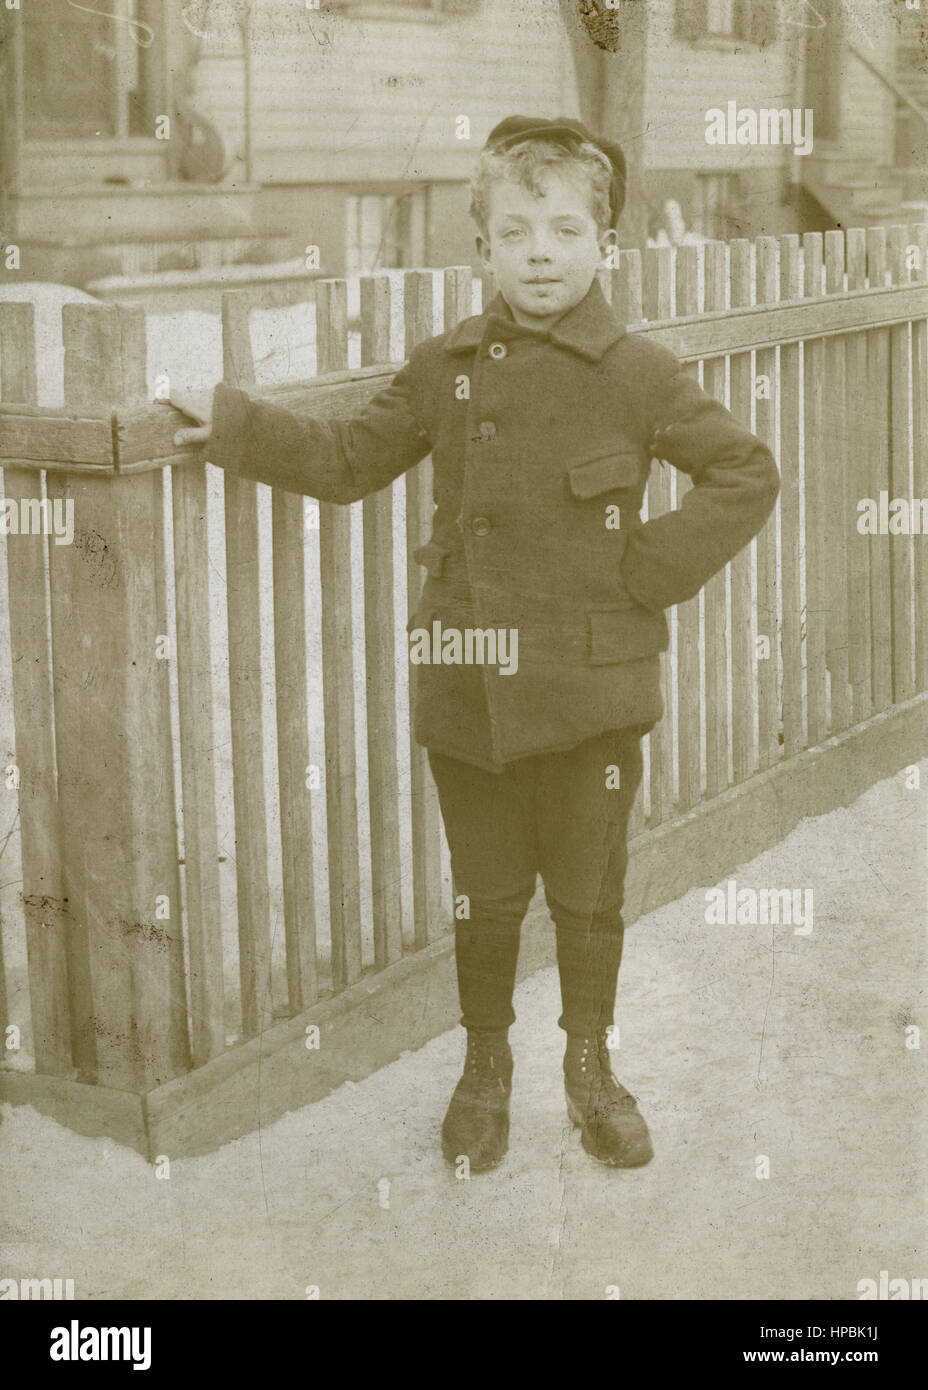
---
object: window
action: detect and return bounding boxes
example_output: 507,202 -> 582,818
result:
334,1 -> 437,8
675,0 -> 779,46
327,0 -> 481,14
345,189 -> 428,274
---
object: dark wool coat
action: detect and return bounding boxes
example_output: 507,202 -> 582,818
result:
206,278 -> 780,768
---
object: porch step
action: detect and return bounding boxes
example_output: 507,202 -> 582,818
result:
8,229 -> 306,294
850,193 -> 907,216
16,181 -> 265,244
801,152 -> 916,228
23,139 -> 171,189
84,257 -> 326,314
840,184 -> 906,213
809,149 -> 882,185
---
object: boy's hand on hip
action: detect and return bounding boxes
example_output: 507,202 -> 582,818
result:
158,388 -> 215,447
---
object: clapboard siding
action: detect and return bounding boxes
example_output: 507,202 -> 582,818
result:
191,0 -> 574,183
643,4 -> 794,171
642,0 -> 895,172
187,0 -> 898,184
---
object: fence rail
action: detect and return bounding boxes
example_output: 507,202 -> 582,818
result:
0,223 -> 926,1120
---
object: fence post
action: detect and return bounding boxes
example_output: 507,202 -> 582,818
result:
0,302 -> 71,1076
46,303 -> 190,1090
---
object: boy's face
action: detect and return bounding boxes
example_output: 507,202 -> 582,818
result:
476,168 -> 616,331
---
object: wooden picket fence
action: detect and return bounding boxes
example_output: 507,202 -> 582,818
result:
0,224 -> 926,1152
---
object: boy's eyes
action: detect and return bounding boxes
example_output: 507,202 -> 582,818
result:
500,226 -> 583,239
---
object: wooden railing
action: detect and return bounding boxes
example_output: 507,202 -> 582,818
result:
0,225 -> 926,1122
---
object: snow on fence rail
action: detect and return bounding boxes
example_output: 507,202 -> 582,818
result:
0,225 -> 926,1121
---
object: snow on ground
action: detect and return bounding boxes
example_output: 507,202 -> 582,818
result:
1,760 -> 925,1300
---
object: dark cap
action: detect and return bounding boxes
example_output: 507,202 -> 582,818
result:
483,115 -> 626,226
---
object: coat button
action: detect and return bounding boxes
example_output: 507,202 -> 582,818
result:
478,420 -> 496,439
488,342 -> 507,360
471,516 -> 492,537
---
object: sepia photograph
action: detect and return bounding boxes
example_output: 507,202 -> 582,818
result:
0,0 -> 925,1332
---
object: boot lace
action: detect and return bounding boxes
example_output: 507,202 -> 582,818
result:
464,1037 -> 510,1101
573,1037 -> 637,1114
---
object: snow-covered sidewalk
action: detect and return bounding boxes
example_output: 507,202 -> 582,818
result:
2,760 -> 925,1301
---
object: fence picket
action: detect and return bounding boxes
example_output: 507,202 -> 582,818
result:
778,235 -> 804,759
220,291 -> 275,1033
802,233 -> 828,743
673,244 -> 702,814
404,271 -> 443,949
728,240 -> 756,785
615,248 -> 643,326
866,228 -> 893,713
172,433 -> 225,1060
702,242 -> 730,798
272,449 -> 317,1011
823,231 -> 850,734
844,228 -> 873,726
755,237 -> 781,769
887,226 -> 916,704
912,224 -> 928,695
361,274 -> 403,970
642,244 -> 672,325
314,280 -> 364,990
643,248 -> 674,826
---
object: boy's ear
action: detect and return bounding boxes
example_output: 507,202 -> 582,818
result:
599,227 -> 619,259
475,234 -> 492,269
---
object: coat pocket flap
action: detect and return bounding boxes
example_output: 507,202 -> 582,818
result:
412,539 -> 448,576
588,602 -> 669,665
567,451 -> 642,499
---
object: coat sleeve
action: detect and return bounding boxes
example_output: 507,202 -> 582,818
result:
203,348 -> 433,503
619,348 -> 780,613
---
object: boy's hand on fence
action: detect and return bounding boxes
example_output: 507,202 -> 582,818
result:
159,388 -> 215,447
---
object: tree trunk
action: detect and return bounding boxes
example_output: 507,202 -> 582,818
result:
557,0 -> 649,249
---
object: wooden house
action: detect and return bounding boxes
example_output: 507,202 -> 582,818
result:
1,0 -> 925,302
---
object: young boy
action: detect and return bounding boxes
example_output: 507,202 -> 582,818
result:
172,115 -> 780,1173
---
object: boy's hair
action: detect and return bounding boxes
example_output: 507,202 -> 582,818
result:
469,137 -> 615,238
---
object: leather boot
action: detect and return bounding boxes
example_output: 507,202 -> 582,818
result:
564,1031 -> 653,1167
441,1029 -> 513,1172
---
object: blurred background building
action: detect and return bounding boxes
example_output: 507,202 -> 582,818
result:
1,0 -> 926,309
